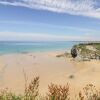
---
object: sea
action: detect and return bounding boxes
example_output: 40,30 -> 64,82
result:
0,41 -> 84,55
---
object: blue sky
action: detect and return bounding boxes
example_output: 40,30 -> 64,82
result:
0,0 -> 100,41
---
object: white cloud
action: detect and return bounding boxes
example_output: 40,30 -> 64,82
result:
0,20 -> 99,33
0,32 -> 99,41
0,0 -> 100,19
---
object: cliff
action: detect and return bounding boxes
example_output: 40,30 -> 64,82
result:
71,42 -> 100,61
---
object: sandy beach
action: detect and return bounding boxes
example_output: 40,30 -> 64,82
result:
0,51 -> 100,96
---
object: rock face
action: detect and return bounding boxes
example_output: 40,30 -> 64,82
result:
71,42 -> 100,61
71,47 -> 77,58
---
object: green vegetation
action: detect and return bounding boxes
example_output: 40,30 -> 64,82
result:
95,44 -> 100,50
0,77 -> 39,100
0,89 -> 22,100
0,76 -> 100,100
71,42 -> 100,60
77,42 -> 100,52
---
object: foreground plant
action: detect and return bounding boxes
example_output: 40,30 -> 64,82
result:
24,76 -> 39,100
0,88 -> 22,100
0,76 -> 40,100
1,76 -> 100,100
46,83 -> 70,100
78,84 -> 100,100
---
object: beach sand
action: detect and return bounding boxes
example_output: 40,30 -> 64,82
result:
0,51 -> 100,96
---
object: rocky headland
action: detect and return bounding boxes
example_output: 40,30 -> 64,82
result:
56,42 -> 100,61
71,42 -> 100,61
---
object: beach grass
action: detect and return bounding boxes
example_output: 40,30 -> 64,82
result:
0,76 -> 100,100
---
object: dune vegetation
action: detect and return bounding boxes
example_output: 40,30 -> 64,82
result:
0,76 -> 100,100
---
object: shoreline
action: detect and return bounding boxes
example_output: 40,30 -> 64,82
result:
0,48 -> 71,56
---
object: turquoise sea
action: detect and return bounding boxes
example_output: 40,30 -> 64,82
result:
0,41 -> 84,54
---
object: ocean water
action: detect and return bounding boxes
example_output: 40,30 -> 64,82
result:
0,41 -> 82,54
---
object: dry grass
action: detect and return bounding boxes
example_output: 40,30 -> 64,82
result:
24,76 -> 39,100
0,77 -> 100,100
77,84 -> 100,100
0,76 -> 39,100
0,88 -> 22,100
46,83 -> 70,100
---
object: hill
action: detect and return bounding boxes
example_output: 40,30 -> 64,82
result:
71,42 -> 100,61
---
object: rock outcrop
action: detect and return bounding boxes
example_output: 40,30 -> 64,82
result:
71,47 -> 77,58
71,42 -> 100,61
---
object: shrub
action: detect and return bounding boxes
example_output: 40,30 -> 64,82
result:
24,76 -> 39,100
78,84 -> 100,100
1,77 -> 100,100
0,88 -> 22,100
46,83 -> 70,100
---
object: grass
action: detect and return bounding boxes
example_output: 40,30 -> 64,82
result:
46,83 -> 70,100
78,84 -> 100,100
0,88 -> 22,100
24,76 -> 39,100
0,77 -> 100,100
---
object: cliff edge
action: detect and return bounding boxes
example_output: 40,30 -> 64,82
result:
71,42 -> 100,61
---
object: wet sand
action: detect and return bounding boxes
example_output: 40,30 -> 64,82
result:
0,51 -> 100,96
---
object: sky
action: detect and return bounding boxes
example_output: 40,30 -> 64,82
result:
0,0 -> 100,41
